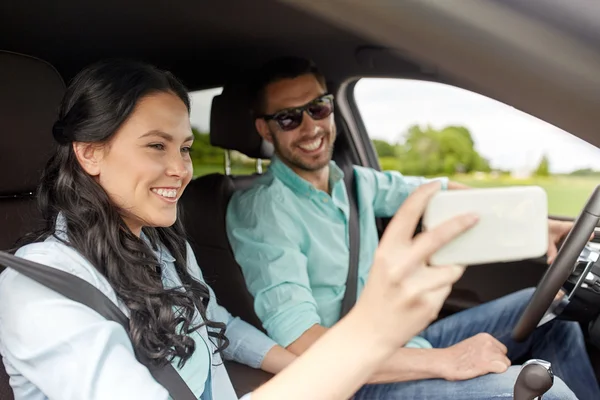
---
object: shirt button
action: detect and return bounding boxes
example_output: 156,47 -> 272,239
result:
323,198 -> 329,203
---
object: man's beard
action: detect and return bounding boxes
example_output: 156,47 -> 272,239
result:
271,131 -> 335,172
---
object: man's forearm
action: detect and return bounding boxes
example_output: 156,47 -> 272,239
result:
286,324 -> 329,355
287,325 -> 449,384
447,181 -> 470,190
368,347 -> 448,383
260,345 -> 298,374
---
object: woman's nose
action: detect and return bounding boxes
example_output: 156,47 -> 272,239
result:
166,153 -> 190,178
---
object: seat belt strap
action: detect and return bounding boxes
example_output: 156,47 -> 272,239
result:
340,164 -> 360,319
0,251 -> 198,400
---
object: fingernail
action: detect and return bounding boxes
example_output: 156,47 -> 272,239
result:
468,214 -> 480,224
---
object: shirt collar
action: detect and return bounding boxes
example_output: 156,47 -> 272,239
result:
268,155 -> 345,197
141,230 -> 176,264
53,212 -> 176,264
54,213 -> 69,241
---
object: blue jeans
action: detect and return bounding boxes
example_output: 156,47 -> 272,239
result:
355,288 -> 599,400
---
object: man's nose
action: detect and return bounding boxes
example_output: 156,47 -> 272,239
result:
299,110 -> 319,133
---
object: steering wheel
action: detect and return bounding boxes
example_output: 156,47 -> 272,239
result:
512,185 -> 600,342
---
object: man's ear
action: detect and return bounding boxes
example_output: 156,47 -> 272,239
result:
72,142 -> 104,176
255,118 -> 273,144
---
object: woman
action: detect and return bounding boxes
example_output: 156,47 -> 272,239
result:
0,60 -> 475,400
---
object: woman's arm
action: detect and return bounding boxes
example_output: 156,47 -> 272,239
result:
251,306 -> 391,400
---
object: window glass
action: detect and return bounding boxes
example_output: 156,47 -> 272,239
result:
189,88 -> 260,177
354,78 -> 600,217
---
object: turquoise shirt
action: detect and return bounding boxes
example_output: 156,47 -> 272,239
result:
226,156 -> 447,348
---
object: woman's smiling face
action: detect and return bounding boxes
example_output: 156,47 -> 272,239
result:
77,91 -> 194,236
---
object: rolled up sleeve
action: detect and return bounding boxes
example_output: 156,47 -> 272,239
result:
355,166 -> 448,218
227,189 -> 322,348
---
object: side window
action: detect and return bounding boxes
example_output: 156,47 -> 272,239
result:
189,88 -> 262,177
354,78 -> 600,217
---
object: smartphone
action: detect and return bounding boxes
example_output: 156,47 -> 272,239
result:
422,186 -> 548,266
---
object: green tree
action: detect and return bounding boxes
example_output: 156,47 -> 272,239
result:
472,154 -> 492,173
535,155 -> 550,177
378,156 -> 402,171
190,127 -> 223,168
570,168 -> 600,176
397,125 -> 441,175
372,139 -> 397,158
392,124 -> 489,176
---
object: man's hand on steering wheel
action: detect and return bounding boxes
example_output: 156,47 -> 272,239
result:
547,220 -> 594,264
513,185 -> 600,341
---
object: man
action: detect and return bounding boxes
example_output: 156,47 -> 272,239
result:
226,56 -> 598,399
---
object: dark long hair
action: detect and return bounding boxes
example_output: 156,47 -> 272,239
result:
21,59 -> 228,367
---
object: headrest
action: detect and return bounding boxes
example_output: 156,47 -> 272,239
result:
0,51 -> 65,195
209,83 -> 273,159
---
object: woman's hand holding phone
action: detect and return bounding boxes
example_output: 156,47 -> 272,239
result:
355,181 -> 478,352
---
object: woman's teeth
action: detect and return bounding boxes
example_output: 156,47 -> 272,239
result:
299,137 -> 323,151
152,188 -> 177,198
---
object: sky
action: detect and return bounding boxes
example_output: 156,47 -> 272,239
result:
190,79 -> 600,173
189,87 -> 222,133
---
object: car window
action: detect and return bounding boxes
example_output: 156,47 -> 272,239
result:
353,78 -> 600,217
189,88 -> 261,177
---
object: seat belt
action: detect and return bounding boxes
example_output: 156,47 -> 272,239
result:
0,251 -> 197,400
340,164 -> 360,319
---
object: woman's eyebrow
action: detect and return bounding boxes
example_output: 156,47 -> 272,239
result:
139,130 -> 193,142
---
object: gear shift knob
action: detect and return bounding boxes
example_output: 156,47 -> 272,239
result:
514,359 -> 554,400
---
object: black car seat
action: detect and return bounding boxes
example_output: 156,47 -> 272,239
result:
181,83 -> 272,330
180,83 -> 275,396
0,51 -> 65,400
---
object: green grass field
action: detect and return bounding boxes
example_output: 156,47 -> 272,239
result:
193,164 -> 255,178
452,174 -> 600,217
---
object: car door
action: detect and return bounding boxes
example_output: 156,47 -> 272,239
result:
337,75 -> 600,316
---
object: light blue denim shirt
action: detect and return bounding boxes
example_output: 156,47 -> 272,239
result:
0,217 -> 274,400
227,157 -> 447,348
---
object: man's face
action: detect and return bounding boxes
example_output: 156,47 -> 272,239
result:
256,74 -> 336,173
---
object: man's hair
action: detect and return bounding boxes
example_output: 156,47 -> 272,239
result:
250,56 -> 327,115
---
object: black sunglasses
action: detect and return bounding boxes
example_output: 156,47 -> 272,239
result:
260,94 -> 335,131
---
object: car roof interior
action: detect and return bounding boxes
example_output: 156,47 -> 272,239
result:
1,0 -> 400,89
2,0 -> 599,149
1,0 -> 600,398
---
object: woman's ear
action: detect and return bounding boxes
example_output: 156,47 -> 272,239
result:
255,118 -> 273,144
72,142 -> 104,176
